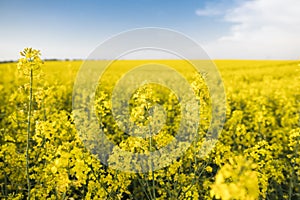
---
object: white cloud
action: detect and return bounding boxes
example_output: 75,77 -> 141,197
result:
204,0 -> 300,59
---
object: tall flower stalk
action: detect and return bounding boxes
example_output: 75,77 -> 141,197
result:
17,48 -> 42,200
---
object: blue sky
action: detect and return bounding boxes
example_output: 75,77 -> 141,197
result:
1,0 -> 300,60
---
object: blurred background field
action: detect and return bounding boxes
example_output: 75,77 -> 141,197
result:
0,60 -> 299,199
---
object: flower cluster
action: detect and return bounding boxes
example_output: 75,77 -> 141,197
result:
0,54 -> 299,199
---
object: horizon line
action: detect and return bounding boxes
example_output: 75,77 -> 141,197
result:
1,58 -> 299,63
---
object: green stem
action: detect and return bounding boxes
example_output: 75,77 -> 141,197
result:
26,68 -> 33,200
137,175 -> 152,200
149,122 -> 156,200
2,152 -> 7,199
